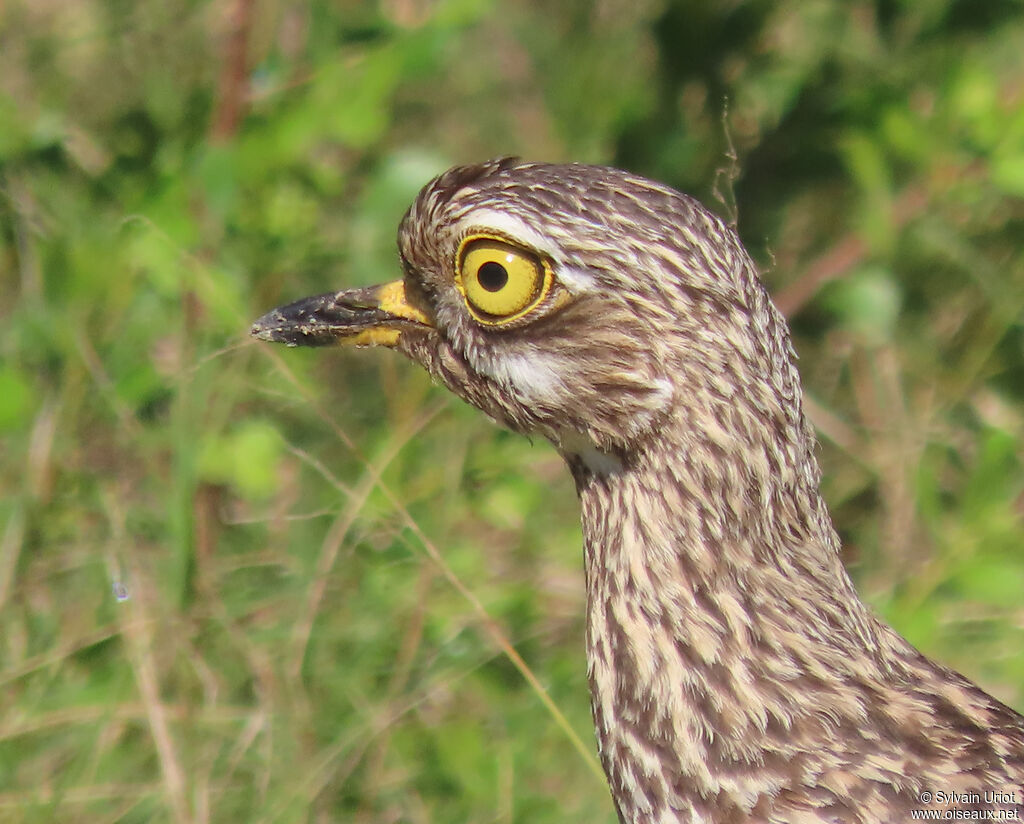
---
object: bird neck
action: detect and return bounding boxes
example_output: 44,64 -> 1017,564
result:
568,430 -> 882,821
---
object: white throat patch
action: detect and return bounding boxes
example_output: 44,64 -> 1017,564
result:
557,428 -> 624,476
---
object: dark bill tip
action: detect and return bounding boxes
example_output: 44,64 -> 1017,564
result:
250,292 -> 368,347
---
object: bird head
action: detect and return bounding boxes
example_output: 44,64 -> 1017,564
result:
253,159 -> 797,467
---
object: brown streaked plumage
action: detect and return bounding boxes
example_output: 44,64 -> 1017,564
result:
253,158 -> 1024,823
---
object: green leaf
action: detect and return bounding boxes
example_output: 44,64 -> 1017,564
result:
991,150 -> 1024,198
821,266 -> 902,345
0,366 -> 36,432
955,556 -> 1024,609
199,420 -> 284,499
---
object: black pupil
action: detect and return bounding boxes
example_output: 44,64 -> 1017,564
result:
477,261 -> 509,292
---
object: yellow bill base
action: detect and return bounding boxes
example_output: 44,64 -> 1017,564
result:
375,280 -> 430,325
346,327 -> 402,348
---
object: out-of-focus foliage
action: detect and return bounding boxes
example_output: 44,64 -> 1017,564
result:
0,0 -> 1022,821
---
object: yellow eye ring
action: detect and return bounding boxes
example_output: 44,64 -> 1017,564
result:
456,235 -> 553,324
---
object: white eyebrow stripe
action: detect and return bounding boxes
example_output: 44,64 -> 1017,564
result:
452,207 -> 597,294
554,266 -> 596,295
454,208 -> 558,256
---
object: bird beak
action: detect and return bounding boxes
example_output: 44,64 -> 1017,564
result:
251,280 -> 430,348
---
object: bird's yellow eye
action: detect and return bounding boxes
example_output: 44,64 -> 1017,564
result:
457,236 -> 552,324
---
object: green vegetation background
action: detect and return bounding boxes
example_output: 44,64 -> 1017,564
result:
1,0 -> 1023,821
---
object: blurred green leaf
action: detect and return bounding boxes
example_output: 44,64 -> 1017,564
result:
199,420 -> 284,499
0,365 -> 36,432
955,556 -> 1024,609
991,150 -> 1024,197
821,266 -> 902,345
839,133 -> 894,249
349,148 -> 450,284
0,93 -> 32,158
960,427 -> 1021,525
